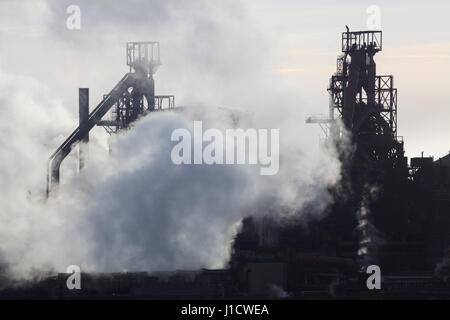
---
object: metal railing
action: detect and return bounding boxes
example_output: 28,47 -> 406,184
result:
342,31 -> 382,53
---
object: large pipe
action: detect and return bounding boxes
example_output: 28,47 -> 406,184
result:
46,73 -> 136,198
366,54 -> 376,107
79,88 -> 89,170
342,51 -> 364,129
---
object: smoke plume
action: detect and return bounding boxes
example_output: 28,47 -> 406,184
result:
0,0 -> 343,281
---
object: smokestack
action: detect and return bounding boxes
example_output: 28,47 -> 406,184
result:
79,88 -> 89,170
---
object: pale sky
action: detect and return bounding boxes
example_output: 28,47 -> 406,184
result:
244,0 -> 450,159
0,0 -> 449,159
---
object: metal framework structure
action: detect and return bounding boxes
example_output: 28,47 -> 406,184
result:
341,30 -> 382,52
126,41 -> 161,74
304,29 -> 410,270
47,42 -> 175,196
232,28 -> 450,295
307,28 -> 403,169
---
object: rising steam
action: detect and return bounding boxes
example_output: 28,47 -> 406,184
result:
0,0 -> 344,281
0,70 -> 342,280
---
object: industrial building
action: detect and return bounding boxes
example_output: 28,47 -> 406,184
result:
1,29 -> 450,299
47,41 -> 175,196
231,28 -> 450,298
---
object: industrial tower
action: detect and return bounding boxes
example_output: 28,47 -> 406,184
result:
307,29 -> 405,180
306,28 -> 411,269
47,42 -> 175,196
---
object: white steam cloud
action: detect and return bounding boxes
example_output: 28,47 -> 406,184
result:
0,0 -> 343,281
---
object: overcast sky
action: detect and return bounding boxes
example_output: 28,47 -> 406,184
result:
246,0 -> 450,159
0,0 -> 449,159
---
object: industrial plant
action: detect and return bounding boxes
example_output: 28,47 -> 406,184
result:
47,41 -> 176,195
1,27 -> 450,300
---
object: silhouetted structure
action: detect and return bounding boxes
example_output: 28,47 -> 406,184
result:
231,28 -> 450,298
2,29 -> 449,299
46,42 -> 175,196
